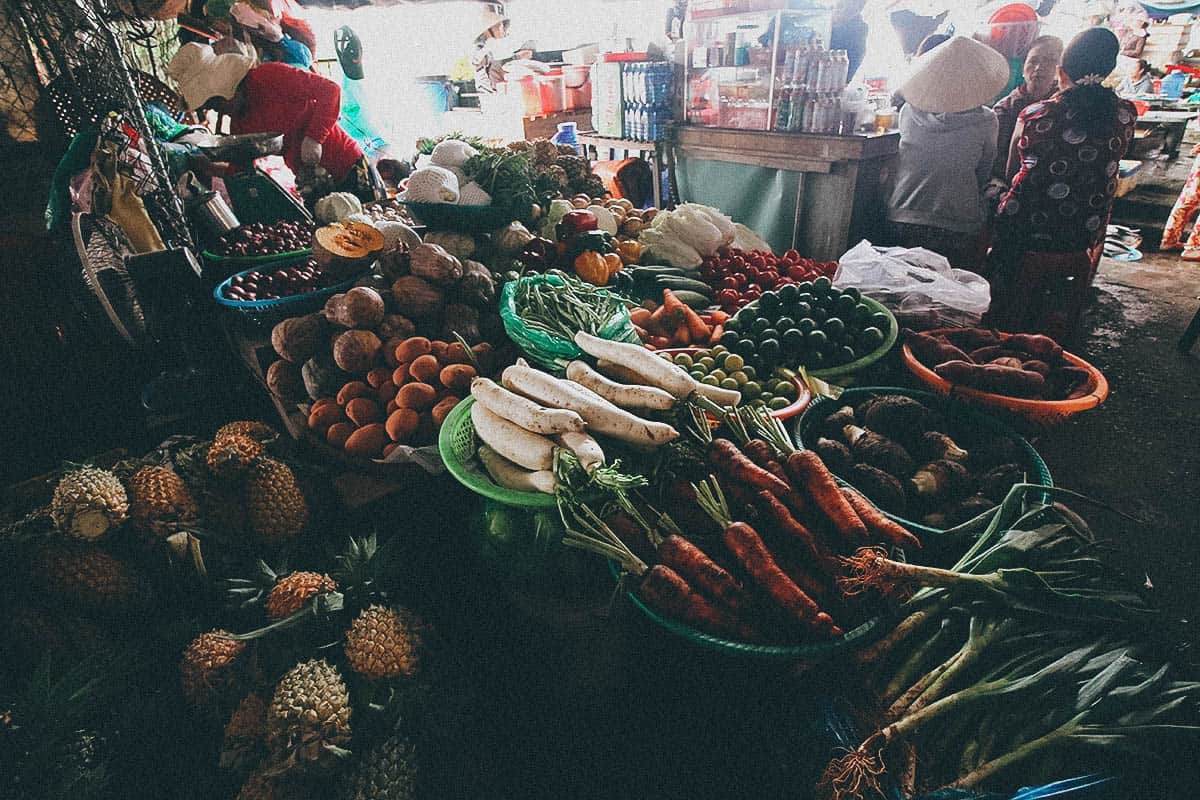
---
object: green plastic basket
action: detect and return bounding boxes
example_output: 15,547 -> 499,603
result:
499,273 -> 641,371
794,387 -> 1052,539
438,397 -> 558,509
398,201 -> 515,232
612,560 -> 894,660
739,295 -> 898,381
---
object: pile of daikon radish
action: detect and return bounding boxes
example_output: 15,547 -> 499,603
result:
468,333 -> 741,494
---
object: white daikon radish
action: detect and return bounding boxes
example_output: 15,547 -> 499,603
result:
555,431 -> 605,472
477,445 -> 557,494
470,401 -> 556,471
565,361 -> 676,411
471,377 -> 585,434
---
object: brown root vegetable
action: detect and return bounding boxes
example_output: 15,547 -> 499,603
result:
978,463 -> 1024,503
916,430 -> 969,464
431,396 -> 460,427
266,359 -> 306,402
271,314 -> 325,363
378,314 -> 416,341
336,381 -> 373,405
344,397 -> 384,426
440,364 -> 476,394
409,242 -> 464,287
458,259 -> 496,306
942,328 -> 1003,350
326,421 -> 355,449
969,435 -> 1022,470
844,424 -> 916,479
1022,359 -> 1051,377
385,408 -> 419,443
990,357 -> 1025,370
408,354 -> 441,384
324,287 -> 386,329
860,395 -> 936,442
910,459 -> 972,501
850,463 -> 907,514
934,360 -> 1046,398
442,303 -> 481,343
397,382 -> 437,410
817,406 -> 857,442
923,494 -> 996,528
905,330 -> 972,368
344,423 -> 389,458
813,437 -> 853,476
394,336 -> 433,364
391,276 -> 446,321
332,330 -> 382,374
302,353 -> 348,400
1004,333 -> 1063,362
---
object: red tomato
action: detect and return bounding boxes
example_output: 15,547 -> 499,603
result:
787,264 -> 809,281
720,276 -> 739,290
732,272 -> 749,288
743,284 -> 762,300
730,255 -> 747,270
716,288 -> 740,306
748,253 -> 766,269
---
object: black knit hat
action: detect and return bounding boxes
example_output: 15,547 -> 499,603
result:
1061,27 -> 1119,84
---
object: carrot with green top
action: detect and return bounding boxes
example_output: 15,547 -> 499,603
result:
841,487 -> 922,551
786,450 -> 868,546
657,534 -> 752,614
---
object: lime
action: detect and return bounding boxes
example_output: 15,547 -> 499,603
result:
871,311 -> 891,330
797,318 -> 817,335
723,353 -> 745,372
673,353 -> 694,368
724,318 -> 741,334
710,369 -> 727,382
701,375 -> 720,386
835,294 -> 857,317
776,380 -> 797,399
768,396 -> 790,410
853,302 -> 873,322
813,276 -> 833,293
760,327 -> 780,343
720,330 -> 740,348
735,338 -> 757,357
758,338 -> 781,364
842,286 -> 861,303
778,283 -> 799,303
807,329 -> 828,349
742,381 -> 762,400
690,369 -> 706,381
720,377 -> 739,391
837,344 -> 858,364
859,326 -> 885,350
793,301 -> 812,319
730,370 -> 748,385
824,317 -> 846,338
775,316 -> 796,333
742,365 -> 757,380
758,291 -> 781,313
752,318 -> 771,336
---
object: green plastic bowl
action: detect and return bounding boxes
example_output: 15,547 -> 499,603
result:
399,201 -> 515,232
794,387 -> 1052,539
611,560 -> 893,660
437,397 -> 558,509
739,295 -> 898,381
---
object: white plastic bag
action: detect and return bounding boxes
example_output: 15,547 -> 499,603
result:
833,240 -> 991,328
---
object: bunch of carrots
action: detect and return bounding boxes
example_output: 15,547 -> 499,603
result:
566,408 -> 923,644
630,289 -> 729,350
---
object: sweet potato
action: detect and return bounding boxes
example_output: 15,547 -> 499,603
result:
990,357 -> 1025,370
442,341 -> 472,365
326,421 -> 355,449
906,330 -> 972,367
430,340 -> 451,361
366,367 -> 393,390
1004,333 -> 1063,362
439,364 -> 476,394
934,360 -> 1046,398
308,403 -> 346,433
1022,359 -> 1051,377
942,328 -> 1003,350
344,423 -> 389,458
309,397 -> 338,415
386,408 -> 420,443
431,396 -> 461,427
382,443 -> 399,459
345,397 -> 384,426
386,399 -> 399,414
394,336 -> 433,364
409,354 -> 442,384
392,364 -> 410,386
337,381 -> 373,405
397,382 -> 437,410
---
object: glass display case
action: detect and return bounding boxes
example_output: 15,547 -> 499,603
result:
684,2 -> 836,132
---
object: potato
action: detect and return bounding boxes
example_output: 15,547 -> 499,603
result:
394,336 -> 432,364
377,380 -> 399,405
326,421 -> 355,449
345,397 -> 384,426
409,354 -> 441,384
396,382 -> 437,411
324,286 -> 385,329
337,381 -> 373,405
344,423 -> 389,458
382,443 -> 398,459
439,364 -> 476,394
471,342 -> 497,375
442,341 -> 472,365
430,340 -> 450,361
431,396 -> 461,428
308,403 -> 346,434
267,359 -> 306,402
332,330 -> 382,374
272,314 -> 325,364
385,407 -> 420,443
310,397 -> 338,415
366,367 -> 393,390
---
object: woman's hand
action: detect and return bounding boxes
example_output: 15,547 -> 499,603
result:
301,137 -> 323,166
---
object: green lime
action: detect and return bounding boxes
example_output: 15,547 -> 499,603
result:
758,291 -> 781,313
724,318 -> 741,334
736,338 -> 757,357
751,318 -> 771,336
824,317 -> 846,338
742,381 -> 762,399
742,365 -> 757,380
711,344 -> 727,356
760,328 -> 780,343
778,283 -> 799,303
774,316 -> 797,333
811,307 -> 828,323
837,344 -> 858,364
807,329 -> 828,349
782,328 -> 805,352
842,286 -> 861,303
723,353 -> 744,371
776,380 -> 797,399
758,339 -> 781,364
813,276 -> 833,293
835,294 -> 858,317
698,357 -> 716,371
735,307 -> 757,326
853,302 -> 873,322
859,326 -> 885,349
701,375 -> 719,386
797,281 -> 814,294
689,369 -> 706,381
797,318 -> 817,335
710,369 -> 727,382
673,353 -> 694,368
720,330 -> 740,348
720,377 -> 739,391
730,370 -> 749,385
871,311 -> 890,330
768,396 -> 790,410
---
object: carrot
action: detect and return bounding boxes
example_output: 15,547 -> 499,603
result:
785,450 -> 868,546
742,439 -> 806,515
629,307 -> 653,327
708,438 -> 791,496
676,323 -> 692,346
709,323 -> 724,346
648,304 -> 669,329
841,487 -> 922,551
723,521 -> 840,637
680,300 -> 712,342
754,489 -> 837,572
661,287 -> 687,316
633,324 -> 650,339
695,480 -> 840,638
707,309 -> 730,325
638,564 -> 760,640
658,535 -> 751,613
774,549 -> 839,610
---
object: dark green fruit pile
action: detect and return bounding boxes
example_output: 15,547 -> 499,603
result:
719,278 -> 889,372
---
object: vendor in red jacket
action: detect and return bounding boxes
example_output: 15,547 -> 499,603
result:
167,41 -> 380,205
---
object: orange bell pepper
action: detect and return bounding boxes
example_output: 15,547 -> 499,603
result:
574,250 -> 610,285
615,239 -> 643,266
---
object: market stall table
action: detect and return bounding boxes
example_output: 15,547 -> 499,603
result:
1133,109 -> 1197,160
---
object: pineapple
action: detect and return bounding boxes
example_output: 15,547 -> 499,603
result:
342,734 -> 418,800
217,420 -> 277,444
344,606 -> 425,681
266,571 -> 337,621
127,466 -> 198,537
267,659 -> 352,768
180,630 -> 247,710
221,692 -> 266,770
35,544 -> 143,608
247,459 -> 309,543
206,434 -> 265,480
49,467 -> 128,540
198,481 -> 248,534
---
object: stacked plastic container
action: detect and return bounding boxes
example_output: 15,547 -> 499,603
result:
622,62 -> 673,142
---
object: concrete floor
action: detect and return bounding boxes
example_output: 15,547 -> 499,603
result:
1036,252 -> 1200,653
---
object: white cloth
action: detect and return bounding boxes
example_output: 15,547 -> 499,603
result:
167,42 -> 254,112
402,166 -> 460,203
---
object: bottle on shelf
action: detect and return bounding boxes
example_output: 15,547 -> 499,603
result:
775,83 -> 793,131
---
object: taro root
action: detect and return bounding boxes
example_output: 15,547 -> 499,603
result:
916,431 -> 969,464
910,459 -> 972,502
850,463 -> 907,514
923,495 -> 996,528
813,437 -> 853,476
978,463 -> 1024,503
332,330 -> 383,374
817,406 -> 857,442
271,313 -> 325,364
409,242 -> 464,287
860,395 -> 936,442
324,286 -> 386,329
844,424 -> 916,479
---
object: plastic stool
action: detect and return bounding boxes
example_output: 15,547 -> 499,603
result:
986,249 -> 1094,342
